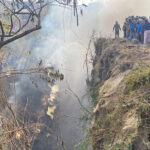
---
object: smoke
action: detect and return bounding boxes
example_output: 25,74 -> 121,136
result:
4,3 -> 105,149
34,1 -> 150,148
99,0 -> 150,36
29,3 -> 104,149
5,0 -> 150,149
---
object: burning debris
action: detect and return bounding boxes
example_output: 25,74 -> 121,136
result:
46,85 -> 59,119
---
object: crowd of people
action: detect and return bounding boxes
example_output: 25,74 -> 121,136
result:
113,16 -> 150,44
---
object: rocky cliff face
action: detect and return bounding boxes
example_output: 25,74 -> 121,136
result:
91,38 -> 150,150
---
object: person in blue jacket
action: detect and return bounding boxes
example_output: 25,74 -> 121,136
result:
129,19 -> 137,40
137,19 -> 144,43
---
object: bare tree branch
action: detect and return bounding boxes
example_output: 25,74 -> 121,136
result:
0,0 -> 80,48
67,85 -> 91,114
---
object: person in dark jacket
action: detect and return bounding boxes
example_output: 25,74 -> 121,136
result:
141,20 -> 150,43
123,22 -> 127,38
113,21 -> 121,39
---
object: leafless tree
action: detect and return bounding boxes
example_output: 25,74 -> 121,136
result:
0,66 -> 64,150
0,90 -> 43,150
0,0 -> 79,48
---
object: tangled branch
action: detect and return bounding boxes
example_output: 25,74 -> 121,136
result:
0,0 -> 81,48
0,89 -> 43,150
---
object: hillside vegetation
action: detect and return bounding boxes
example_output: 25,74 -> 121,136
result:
91,38 -> 150,150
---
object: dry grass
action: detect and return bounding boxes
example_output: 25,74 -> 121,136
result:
91,39 -> 150,150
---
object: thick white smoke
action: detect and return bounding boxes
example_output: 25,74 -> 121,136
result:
30,2 -> 104,149
7,0 -> 150,149
99,0 -> 150,36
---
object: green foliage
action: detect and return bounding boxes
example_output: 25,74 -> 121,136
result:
80,112 -> 93,123
74,129 -> 91,150
137,95 -> 150,115
112,144 -> 121,150
109,129 -> 113,134
45,133 -> 51,138
138,101 -> 149,113
124,64 -> 150,94
74,140 -> 89,150
90,86 -> 99,105
97,118 -> 101,128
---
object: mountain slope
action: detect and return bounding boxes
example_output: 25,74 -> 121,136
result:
91,38 -> 150,150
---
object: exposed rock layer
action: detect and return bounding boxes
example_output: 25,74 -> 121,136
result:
91,38 -> 150,150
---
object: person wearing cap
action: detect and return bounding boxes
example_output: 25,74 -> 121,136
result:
113,21 -> 121,39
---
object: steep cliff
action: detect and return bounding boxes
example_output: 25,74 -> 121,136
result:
91,38 -> 150,150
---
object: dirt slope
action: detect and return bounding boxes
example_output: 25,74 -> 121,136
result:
91,38 -> 150,150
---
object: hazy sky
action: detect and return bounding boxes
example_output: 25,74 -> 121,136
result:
78,0 -> 99,4
90,0 -> 150,36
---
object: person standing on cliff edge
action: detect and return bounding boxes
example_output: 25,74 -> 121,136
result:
113,21 -> 121,39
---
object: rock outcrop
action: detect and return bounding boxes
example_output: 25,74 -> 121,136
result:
91,38 -> 150,150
